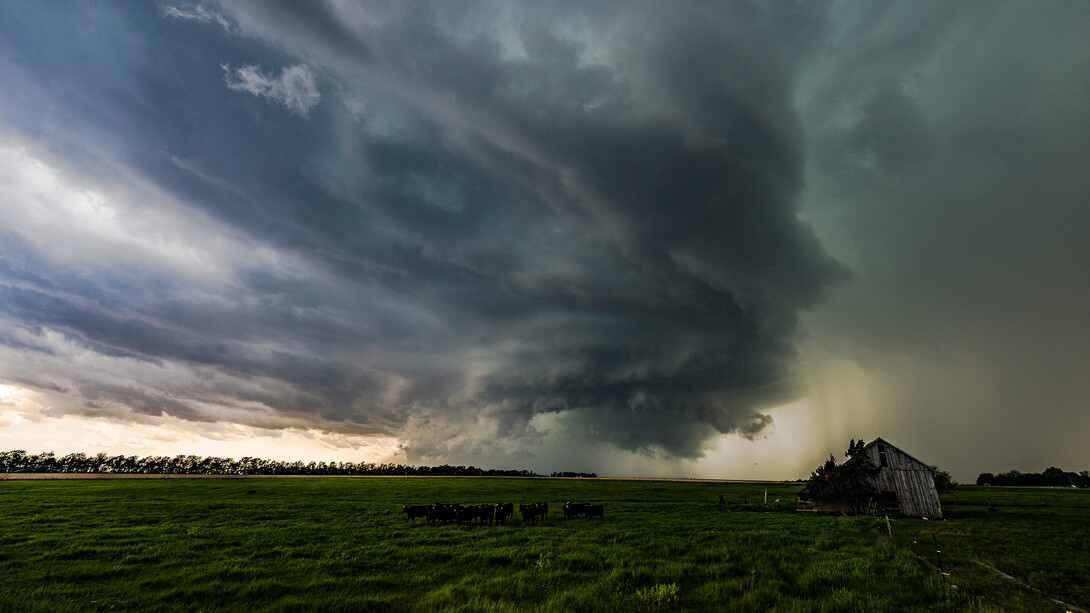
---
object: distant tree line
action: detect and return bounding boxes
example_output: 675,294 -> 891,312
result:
0,449 -> 535,477
976,466 -> 1090,487
550,471 -> 598,478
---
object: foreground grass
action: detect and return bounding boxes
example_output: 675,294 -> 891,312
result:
902,486 -> 1090,612
0,478 -> 1082,611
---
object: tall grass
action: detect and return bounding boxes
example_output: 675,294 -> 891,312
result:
0,478 -> 1081,611
904,485 -> 1090,612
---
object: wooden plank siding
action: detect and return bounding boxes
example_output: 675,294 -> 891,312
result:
864,438 -> 943,519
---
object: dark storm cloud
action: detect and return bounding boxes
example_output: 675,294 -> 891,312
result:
796,1 -> 1090,479
0,1 -> 846,464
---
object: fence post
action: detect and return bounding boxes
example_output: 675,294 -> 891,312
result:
932,531 -> 948,580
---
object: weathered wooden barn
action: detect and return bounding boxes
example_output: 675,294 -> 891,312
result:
863,438 -> 943,519
796,438 -> 944,518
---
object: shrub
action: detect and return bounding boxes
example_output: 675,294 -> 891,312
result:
804,439 -> 879,514
634,582 -> 679,609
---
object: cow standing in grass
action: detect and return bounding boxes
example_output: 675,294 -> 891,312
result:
563,502 -> 589,518
429,503 -> 460,525
402,505 -> 430,523
456,505 -> 479,525
520,503 -> 544,525
564,502 -> 603,519
495,502 -> 513,525
476,504 -> 495,527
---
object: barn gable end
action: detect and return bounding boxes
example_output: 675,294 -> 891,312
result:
864,438 -> 943,519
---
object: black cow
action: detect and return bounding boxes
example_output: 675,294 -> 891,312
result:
563,501 -> 590,518
428,503 -> 461,525
476,504 -> 495,527
495,502 -> 514,525
585,504 -> 604,519
449,504 -> 496,527
456,505 -> 479,525
402,505 -> 430,523
519,503 -> 543,525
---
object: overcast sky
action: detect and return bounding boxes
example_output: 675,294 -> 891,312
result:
1,2 -> 1088,481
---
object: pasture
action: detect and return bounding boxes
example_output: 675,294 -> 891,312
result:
0,477 -> 1086,612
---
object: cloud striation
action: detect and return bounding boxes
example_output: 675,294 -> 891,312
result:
0,1 -> 846,468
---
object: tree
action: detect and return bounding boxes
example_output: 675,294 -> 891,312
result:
1042,466 -> 1065,486
1,450 -> 28,473
976,472 -> 995,486
930,466 -> 956,491
60,452 -> 88,473
804,439 -> 880,514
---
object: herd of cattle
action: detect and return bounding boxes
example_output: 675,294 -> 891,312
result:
401,501 -> 605,526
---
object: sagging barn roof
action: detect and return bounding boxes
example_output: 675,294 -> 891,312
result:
864,437 -> 943,519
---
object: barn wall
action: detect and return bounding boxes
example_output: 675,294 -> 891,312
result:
865,440 -> 944,519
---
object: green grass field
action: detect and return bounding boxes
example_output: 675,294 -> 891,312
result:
0,477 -> 1086,612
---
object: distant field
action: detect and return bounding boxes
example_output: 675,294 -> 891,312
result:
0,478 -> 1085,612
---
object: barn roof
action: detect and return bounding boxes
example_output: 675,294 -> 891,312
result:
865,437 -> 933,472
864,437 -> 943,518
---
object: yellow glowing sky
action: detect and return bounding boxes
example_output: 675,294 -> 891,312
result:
0,384 -> 403,466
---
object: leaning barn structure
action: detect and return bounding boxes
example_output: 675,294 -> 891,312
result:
797,438 -> 944,518
864,437 -> 943,519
